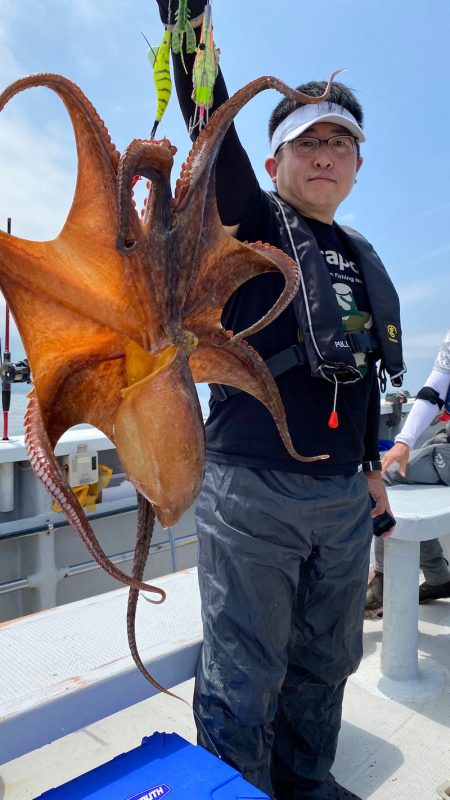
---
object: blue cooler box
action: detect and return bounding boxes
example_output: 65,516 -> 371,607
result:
35,731 -> 269,799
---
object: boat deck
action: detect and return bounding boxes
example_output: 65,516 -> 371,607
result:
339,602 -> 450,799
2,555 -> 450,800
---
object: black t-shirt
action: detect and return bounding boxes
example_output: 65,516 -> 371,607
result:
205,186 -> 380,476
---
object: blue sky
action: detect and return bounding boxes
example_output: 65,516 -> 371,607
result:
0,0 -> 449,413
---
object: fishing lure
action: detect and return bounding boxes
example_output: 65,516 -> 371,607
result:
171,0 -> 197,74
143,29 -> 172,139
190,2 -> 219,133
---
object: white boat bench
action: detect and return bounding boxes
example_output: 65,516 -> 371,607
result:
0,567 -> 202,764
383,484 -> 450,682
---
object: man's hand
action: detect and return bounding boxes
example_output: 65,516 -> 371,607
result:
381,441 -> 410,477
156,0 -> 206,27
365,470 -> 396,536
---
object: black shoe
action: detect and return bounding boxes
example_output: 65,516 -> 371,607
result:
419,579 -> 450,603
365,571 -> 383,610
326,775 -> 362,799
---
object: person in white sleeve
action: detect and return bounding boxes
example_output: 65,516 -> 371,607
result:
366,330 -> 450,610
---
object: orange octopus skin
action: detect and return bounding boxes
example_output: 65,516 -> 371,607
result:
115,349 -> 205,527
0,71 -> 337,692
0,73 -> 333,591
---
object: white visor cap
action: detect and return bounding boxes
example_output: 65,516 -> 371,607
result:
270,102 -> 365,156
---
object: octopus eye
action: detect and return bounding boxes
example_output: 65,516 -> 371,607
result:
117,237 -> 139,256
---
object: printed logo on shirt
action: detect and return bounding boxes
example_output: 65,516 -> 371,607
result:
334,283 -> 366,319
386,323 -> 399,343
332,283 -> 373,376
333,283 -> 372,331
126,785 -> 171,800
321,249 -> 359,275
323,252 -> 363,287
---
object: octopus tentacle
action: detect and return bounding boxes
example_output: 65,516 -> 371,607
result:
116,138 -> 176,255
189,333 -> 329,463
0,73 -> 140,342
0,73 -> 119,170
116,139 -> 180,337
0,73 -> 120,241
226,242 -> 300,341
24,391 -> 166,599
185,240 -> 300,339
126,493 -> 181,698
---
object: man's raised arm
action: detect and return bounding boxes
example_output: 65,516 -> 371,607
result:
155,0 -> 257,233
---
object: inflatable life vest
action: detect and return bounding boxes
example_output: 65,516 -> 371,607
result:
269,193 -> 406,390
210,194 -> 406,404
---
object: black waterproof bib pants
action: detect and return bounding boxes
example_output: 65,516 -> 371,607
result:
193,462 -> 372,800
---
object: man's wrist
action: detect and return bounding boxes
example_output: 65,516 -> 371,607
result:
393,438 -> 412,450
362,459 -> 382,473
156,0 -> 205,28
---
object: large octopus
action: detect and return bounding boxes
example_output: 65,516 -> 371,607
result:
0,72 -> 335,691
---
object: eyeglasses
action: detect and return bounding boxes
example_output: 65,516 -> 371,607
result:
282,135 -> 357,158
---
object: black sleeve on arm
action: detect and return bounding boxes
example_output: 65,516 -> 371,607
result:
156,0 -> 205,26
363,364 -> 381,461
171,38 -> 258,226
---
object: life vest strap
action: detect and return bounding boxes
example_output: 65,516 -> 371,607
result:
209,343 -> 306,401
345,330 -> 378,355
209,330 -> 379,402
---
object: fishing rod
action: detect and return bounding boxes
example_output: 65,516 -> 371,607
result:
1,217 -> 12,441
0,217 -> 31,440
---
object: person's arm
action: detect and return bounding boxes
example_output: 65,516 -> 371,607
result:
362,367 -> 394,527
363,365 -> 381,465
382,367 -> 450,476
155,0 -> 257,230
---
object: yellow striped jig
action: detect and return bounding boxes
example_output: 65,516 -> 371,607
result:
144,29 -> 173,139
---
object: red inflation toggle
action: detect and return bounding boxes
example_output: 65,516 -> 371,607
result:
328,410 -> 339,429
